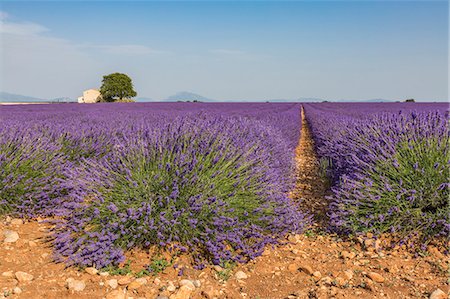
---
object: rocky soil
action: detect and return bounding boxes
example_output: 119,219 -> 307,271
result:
0,110 -> 448,299
0,218 -> 448,299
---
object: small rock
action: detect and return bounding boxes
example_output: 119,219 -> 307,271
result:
107,279 -> 118,289
312,271 -> 322,280
343,270 -> 353,280
287,263 -> 299,274
299,265 -> 313,275
3,230 -> 19,243
202,286 -> 220,299
156,297 -> 169,299
364,278 -> 375,291
12,287 -> 22,294
429,288 -> 447,299
364,239 -> 374,249
99,272 -> 110,277
192,280 -> 201,288
66,278 -> 86,291
179,279 -> 195,290
167,281 -> 176,292
320,276 -> 333,286
374,239 -> 381,250
367,272 -> 384,283
85,267 -> 98,275
235,271 -> 248,280
386,265 -> 399,274
359,259 -> 370,265
170,285 -> 193,299
2,271 -> 14,278
128,277 -> 147,290
106,289 -> 127,299
335,277 -> 345,286
10,219 -> 23,225
28,240 -> 37,247
118,276 -> 134,285
15,271 -> 34,282
153,278 -> 161,285
330,286 -> 339,296
341,250 -> 356,259
213,265 -> 223,272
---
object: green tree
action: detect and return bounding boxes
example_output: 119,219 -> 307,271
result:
99,73 -> 137,102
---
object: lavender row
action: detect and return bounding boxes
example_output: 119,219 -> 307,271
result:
0,103 -> 309,268
304,103 -> 449,249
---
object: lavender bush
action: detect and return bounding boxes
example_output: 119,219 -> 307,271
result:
53,114 -> 309,268
1,103 -> 309,268
0,124 -> 66,217
304,103 -> 449,247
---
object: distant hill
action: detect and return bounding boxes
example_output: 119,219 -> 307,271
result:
165,92 -> 214,102
0,91 -> 46,102
297,97 -> 325,102
260,98 -> 323,102
294,98 -> 394,103
334,98 -> 394,103
258,98 -> 394,103
0,92 -> 403,104
364,98 -> 395,103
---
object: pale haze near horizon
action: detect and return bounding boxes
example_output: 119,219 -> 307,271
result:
0,1 -> 448,102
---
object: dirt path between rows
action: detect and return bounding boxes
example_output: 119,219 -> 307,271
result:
290,106 -> 329,224
0,107 -> 448,299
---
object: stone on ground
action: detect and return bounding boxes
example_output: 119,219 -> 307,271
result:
170,285 -> 193,299
106,289 -> 127,299
66,278 -> 86,291
127,277 -> 147,290
15,271 -> 34,282
367,272 -> 385,283
107,279 -> 118,289
3,230 -> 19,243
85,267 -> 98,275
429,289 -> 447,299
10,219 -> 23,226
235,271 -> 248,280
118,276 -> 134,285
179,279 -> 196,290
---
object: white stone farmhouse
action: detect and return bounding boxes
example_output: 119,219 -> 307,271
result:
78,89 -> 100,103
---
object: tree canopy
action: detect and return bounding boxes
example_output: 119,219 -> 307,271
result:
99,73 -> 137,102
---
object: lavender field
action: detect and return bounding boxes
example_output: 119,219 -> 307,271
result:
1,103 -> 309,269
1,102 -> 448,271
304,103 -> 449,249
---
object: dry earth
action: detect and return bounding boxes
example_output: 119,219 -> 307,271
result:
0,109 -> 448,299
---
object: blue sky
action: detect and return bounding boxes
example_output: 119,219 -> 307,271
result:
0,1 -> 448,101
